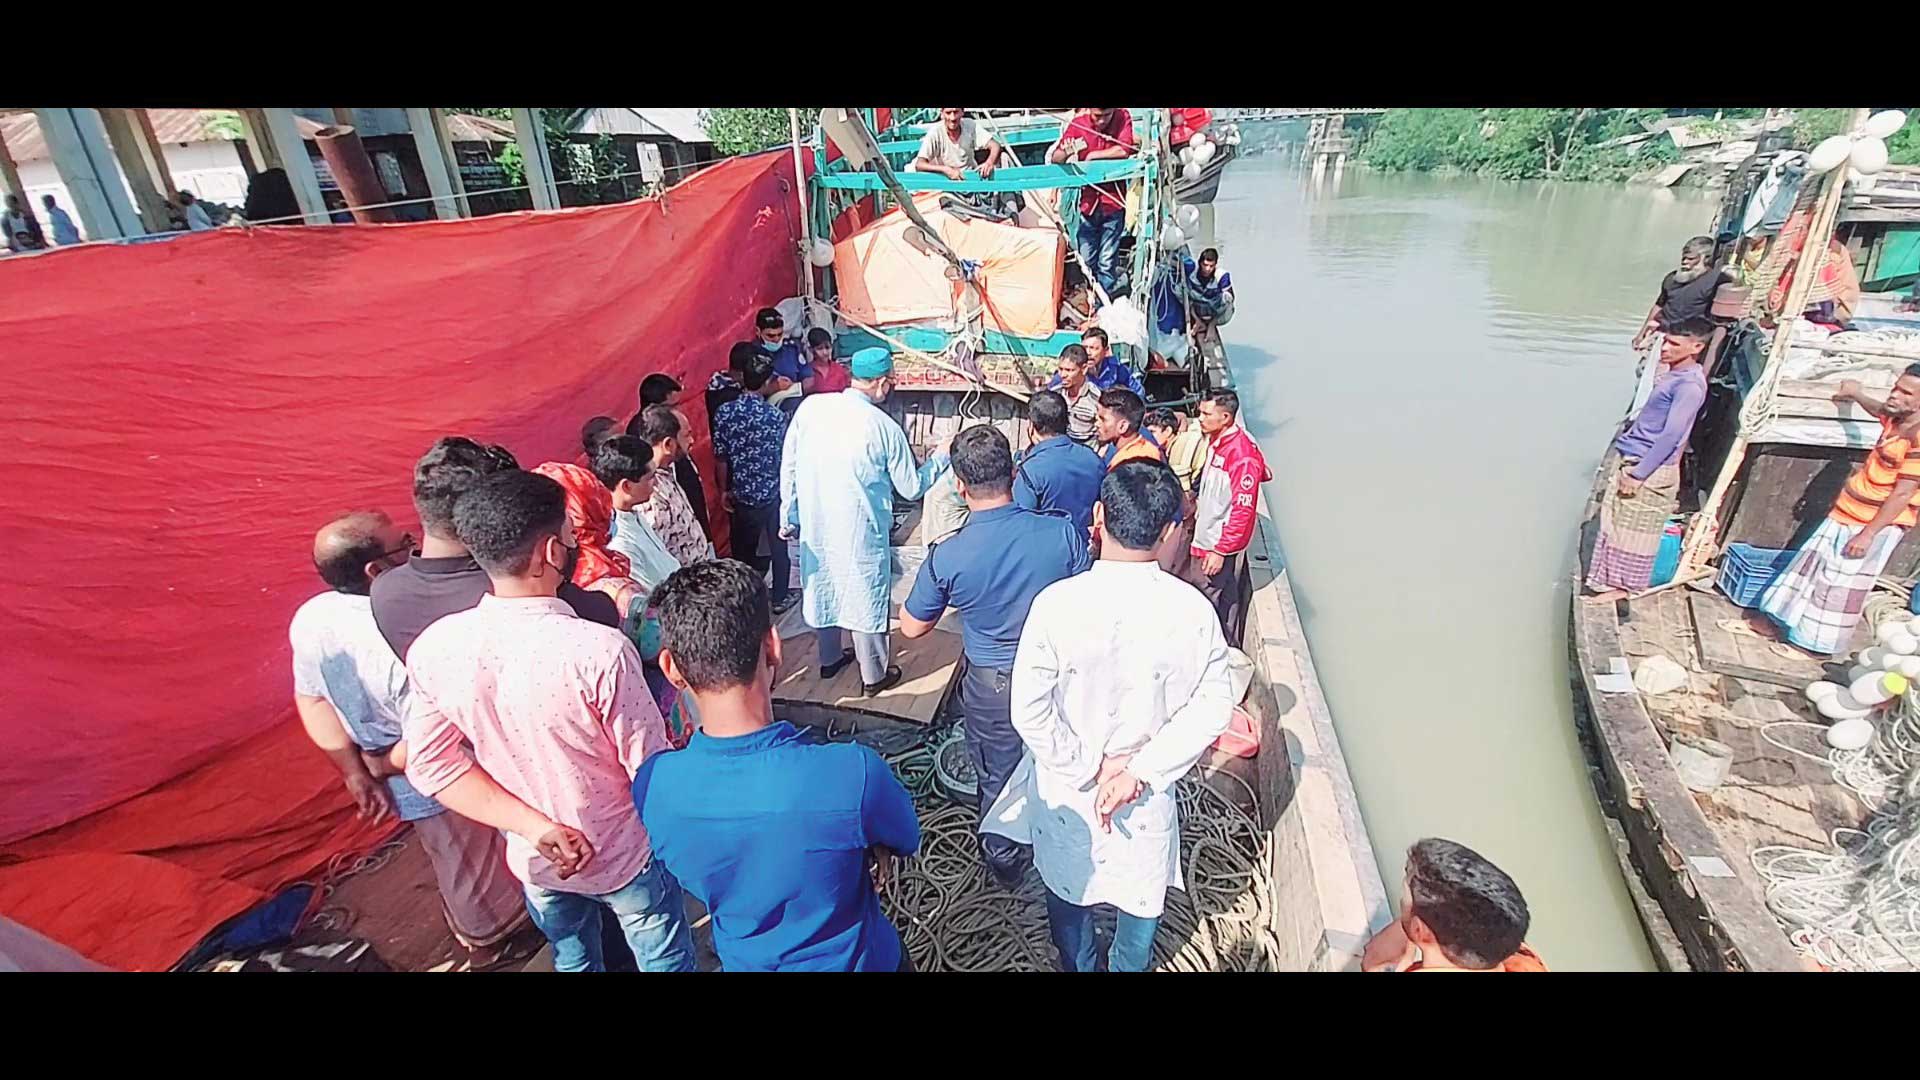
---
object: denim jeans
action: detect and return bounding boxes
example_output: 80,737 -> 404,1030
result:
1044,889 -> 1161,972
1076,208 -> 1126,296
960,663 -> 1031,884
522,857 -> 696,972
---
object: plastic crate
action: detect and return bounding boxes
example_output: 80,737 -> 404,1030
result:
1717,543 -> 1797,609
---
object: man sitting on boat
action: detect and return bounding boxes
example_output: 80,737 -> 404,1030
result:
1362,838 -> 1547,972
987,460 -> 1235,972
779,347 -> 953,696
1752,366 -> 1920,656
1584,318 -> 1713,601
1181,247 -> 1235,334
1051,108 -> 1135,299
912,107 -> 1003,181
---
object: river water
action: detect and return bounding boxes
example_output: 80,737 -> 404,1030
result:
1214,154 -> 1719,970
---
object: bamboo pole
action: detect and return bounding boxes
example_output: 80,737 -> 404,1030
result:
788,108 -> 814,303
1677,107 -> 1870,577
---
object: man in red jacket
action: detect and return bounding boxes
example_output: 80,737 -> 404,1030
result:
1185,388 -> 1270,648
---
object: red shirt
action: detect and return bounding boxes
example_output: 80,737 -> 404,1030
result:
811,360 -> 851,395
1062,109 -> 1135,218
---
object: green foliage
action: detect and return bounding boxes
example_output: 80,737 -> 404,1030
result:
200,110 -> 244,141
700,108 -> 806,156
1361,108 -> 1672,182
1788,108 -> 1854,149
1885,111 -> 1920,166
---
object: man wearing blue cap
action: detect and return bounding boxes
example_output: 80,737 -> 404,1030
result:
780,347 -> 952,695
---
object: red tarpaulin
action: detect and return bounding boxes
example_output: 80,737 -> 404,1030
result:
0,151 -> 802,969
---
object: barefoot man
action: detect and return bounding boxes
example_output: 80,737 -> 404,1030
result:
1754,365 -> 1920,656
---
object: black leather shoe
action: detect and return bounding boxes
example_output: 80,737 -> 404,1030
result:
821,653 -> 854,680
862,666 -> 904,696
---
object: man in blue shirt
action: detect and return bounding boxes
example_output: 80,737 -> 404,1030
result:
1077,326 -> 1145,396
901,424 -> 1092,885
752,307 -> 814,394
712,352 -> 797,615
633,559 -> 921,971
1013,390 -> 1105,540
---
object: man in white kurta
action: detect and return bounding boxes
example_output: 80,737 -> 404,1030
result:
986,459 -> 1235,971
780,348 -> 951,692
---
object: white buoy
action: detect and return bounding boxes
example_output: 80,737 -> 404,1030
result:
807,238 -> 835,267
1905,616 -> 1920,637
1849,663 -> 1874,682
1819,694 -> 1874,721
1851,137 -> 1890,176
1881,649 -> 1907,671
1897,656 -> 1920,679
1827,717 -> 1875,751
1182,161 -> 1202,183
1863,646 -> 1889,667
1865,110 -> 1909,139
1193,142 -> 1217,166
1810,134 -> 1854,172
1849,669 -> 1908,706
1179,146 -> 1195,166
1889,631 -> 1918,655
1159,226 -> 1188,252
1806,681 -> 1842,703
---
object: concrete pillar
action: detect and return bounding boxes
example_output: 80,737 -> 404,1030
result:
132,109 -> 180,199
97,109 -> 174,234
34,108 -> 141,240
260,107 -> 330,225
511,108 -> 559,211
406,107 -> 466,220
0,123 -> 24,204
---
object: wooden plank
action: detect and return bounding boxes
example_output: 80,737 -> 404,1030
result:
771,620 -> 963,725
1687,591 -> 1826,688
1571,594 -> 1808,971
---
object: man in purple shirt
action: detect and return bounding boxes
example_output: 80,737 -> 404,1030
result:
1586,318 -> 1713,598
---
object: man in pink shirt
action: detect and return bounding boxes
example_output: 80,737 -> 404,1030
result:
402,468 -> 694,972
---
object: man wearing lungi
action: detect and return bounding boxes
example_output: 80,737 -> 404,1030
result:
1754,365 -> 1920,656
1585,319 -> 1713,600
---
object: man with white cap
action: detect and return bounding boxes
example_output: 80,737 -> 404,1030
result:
780,347 -> 952,694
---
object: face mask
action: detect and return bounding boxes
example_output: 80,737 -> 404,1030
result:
553,542 -> 580,585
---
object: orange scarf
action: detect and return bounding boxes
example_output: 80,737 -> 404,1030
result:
531,462 -> 631,590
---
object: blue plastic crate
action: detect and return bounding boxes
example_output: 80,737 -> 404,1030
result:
1718,543 -> 1798,609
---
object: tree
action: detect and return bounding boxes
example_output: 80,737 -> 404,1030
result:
1361,108 -> 1668,181
701,108 -> 807,156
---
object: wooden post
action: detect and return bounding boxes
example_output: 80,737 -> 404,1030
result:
1677,107 -> 1871,577
427,110 -> 471,216
789,108 -> 813,301
0,121 -> 24,204
511,108 -> 559,211
132,109 -> 178,200
406,108 -> 466,220
235,107 -> 282,172
97,108 -> 174,234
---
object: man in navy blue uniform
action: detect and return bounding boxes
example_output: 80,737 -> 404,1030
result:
900,424 -> 1092,884
1013,390 -> 1105,541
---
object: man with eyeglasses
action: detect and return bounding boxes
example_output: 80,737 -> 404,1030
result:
291,510 -> 531,967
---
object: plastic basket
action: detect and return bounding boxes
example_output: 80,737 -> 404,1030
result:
1717,543 -> 1797,609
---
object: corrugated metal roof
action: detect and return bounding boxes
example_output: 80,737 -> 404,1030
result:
1,109 -> 249,162
569,107 -> 710,144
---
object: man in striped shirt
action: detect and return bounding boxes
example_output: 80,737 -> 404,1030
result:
1755,365 -> 1920,655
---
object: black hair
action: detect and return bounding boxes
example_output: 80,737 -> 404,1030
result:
1029,390 -> 1070,437
1080,326 -> 1110,348
950,424 -> 1014,498
580,415 -> 617,456
1404,838 -> 1530,970
1199,247 -> 1219,262
1098,460 -> 1182,552
452,469 -> 566,578
639,373 -> 682,407
590,434 -> 654,490
1905,363 -> 1920,382
314,511 -> 390,595
728,341 -> 760,372
1142,407 -> 1179,433
755,307 -> 783,330
1203,387 -> 1241,419
1060,344 -> 1088,367
740,351 -> 776,393
1098,387 -> 1145,435
807,327 -> 833,349
177,190 -> 197,204
653,558 -> 771,692
1664,316 -> 1716,342
413,436 -> 520,536
634,403 -> 682,444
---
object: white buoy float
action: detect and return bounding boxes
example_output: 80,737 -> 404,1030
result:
1827,717 -> 1874,751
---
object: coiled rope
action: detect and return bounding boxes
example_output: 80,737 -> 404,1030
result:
863,728 -> 1286,971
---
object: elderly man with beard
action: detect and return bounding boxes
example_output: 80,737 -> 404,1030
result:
1627,235 -> 1730,417
1753,366 -> 1920,657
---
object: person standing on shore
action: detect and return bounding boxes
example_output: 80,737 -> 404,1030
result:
1754,366 -> 1920,656
987,461 -> 1234,972
634,559 -> 921,971
1584,319 -> 1713,600
1362,838 -> 1547,972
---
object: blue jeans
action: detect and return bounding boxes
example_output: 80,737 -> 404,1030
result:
522,858 -> 696,972
1076,208 -> 1126,296
1044,889 -> 1161,972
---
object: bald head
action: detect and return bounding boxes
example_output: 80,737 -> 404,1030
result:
313,510 -> 410,594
